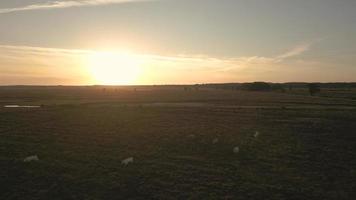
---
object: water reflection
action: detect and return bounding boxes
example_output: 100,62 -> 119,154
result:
4,105 -> 41,108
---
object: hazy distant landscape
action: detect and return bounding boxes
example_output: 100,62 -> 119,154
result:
1,0 -> 356,199
1,84 -> 355,199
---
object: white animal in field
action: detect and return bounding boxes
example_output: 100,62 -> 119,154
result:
121,157 -> 134,166
212,138 -> 219,144
23,155 -> 39,162
233,146 -> 240,154
254,131 -> 260,138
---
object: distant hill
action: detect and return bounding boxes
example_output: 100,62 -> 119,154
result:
198,82 -> 356,90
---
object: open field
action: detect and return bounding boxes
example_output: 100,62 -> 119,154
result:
1,86 -> 356,199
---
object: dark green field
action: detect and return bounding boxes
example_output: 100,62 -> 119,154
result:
1,86 -> 356,199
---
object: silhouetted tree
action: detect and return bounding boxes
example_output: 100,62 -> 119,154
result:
271,84 -> 286,92
308,83 -> 321,96
243,82 -> 271,91
288,85 -> 293,91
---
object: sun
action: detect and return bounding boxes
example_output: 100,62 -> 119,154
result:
87,51 -> 142,85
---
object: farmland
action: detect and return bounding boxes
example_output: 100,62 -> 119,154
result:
1,86 -> 356,199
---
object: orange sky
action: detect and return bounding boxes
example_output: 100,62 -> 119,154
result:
1,0 -> 356,85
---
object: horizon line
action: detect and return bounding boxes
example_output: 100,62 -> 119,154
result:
1,81 -> 356,87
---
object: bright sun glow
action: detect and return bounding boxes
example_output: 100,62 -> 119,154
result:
87,51 -> 142,85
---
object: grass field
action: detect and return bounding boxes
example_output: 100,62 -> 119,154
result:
1,86 -> 356,199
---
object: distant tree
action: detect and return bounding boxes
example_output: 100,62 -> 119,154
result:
288,85 -> 293,91
308,83 -> 321,96
271,84 -> 286,92
243,82 -> 271,91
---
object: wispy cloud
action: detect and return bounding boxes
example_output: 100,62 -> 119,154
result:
0,44 -> 91,56
0,42 -> 312,71
276,43 -> 311,60
0,42 -> 314,84
215,42 -> 313,73
0,0 -> 152,14
0,42 -> 311,65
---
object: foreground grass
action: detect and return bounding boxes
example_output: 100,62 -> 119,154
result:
0,87 -> 356,199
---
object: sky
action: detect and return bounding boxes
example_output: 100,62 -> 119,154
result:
0,0 -> 356,85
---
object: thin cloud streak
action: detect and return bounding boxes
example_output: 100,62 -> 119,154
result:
0,0 -> 153,14
0,44 -> 234,63
0,45 -> 91,55
0,43 -> 315,85
0,43 -> 312,71
276,43 -> 311,60
216,42 -> 313,72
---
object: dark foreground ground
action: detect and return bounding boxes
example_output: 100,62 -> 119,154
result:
0,86 -> 356,199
